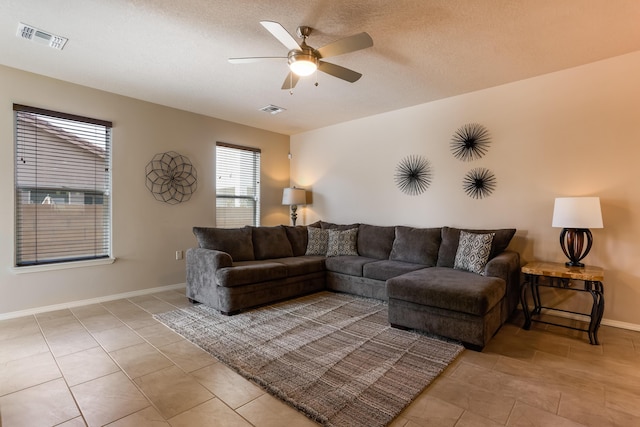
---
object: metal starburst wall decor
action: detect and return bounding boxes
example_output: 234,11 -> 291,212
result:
395,155 -> 432,196
145,151 -> 198,204
450,123 -> 491,161
463,167 -> 496,199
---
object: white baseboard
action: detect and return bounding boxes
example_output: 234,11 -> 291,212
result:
528,306 -> 640,333
0,283 -> 186,321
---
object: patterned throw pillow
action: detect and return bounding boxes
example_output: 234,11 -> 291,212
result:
326,228 -> 359,257
305,227 -> 329,256
454,230 -> 495,275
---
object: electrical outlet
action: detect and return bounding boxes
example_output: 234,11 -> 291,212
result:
175,250 -> 183,260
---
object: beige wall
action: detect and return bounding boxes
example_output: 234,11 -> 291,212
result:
0,65 -> 290,316
291,50 -> 640,328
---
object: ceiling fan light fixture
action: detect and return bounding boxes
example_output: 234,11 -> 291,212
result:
288,52 -> 318,76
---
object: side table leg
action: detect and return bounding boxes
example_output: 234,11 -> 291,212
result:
587,290 -> 599,344
532,276 -> 542,314
591,281 -> 605,345
521,279 -> 532,330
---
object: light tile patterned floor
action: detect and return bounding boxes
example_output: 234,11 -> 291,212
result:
0,288 -> 639,426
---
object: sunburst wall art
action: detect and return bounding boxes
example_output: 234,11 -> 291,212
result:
394,155 -> 432,196
145,151 -> 198,204
463,167 -> 496,199
450,123 -> 491,161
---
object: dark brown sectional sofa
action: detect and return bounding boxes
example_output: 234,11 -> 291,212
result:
186,221 -> 520,349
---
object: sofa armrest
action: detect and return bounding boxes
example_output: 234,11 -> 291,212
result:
187,247 -> 233,271
186,248 -> 233,306
484,250 -> 520,282
484,250 -> 521,316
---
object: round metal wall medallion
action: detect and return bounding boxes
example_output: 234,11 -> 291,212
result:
145,151 -> 197,204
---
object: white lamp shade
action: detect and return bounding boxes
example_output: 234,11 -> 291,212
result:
282,188 -> 306,206
552,197 -> 603,229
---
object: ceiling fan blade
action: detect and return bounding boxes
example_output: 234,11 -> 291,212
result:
260,21 -> 301,51
316,32 -> 373,59
318,61 -> 362,83
229,57 -> 285,64
281,72 -> 300,90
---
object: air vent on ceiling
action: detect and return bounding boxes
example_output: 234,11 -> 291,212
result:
17,23 -> 68,50
259,104 -> 286,115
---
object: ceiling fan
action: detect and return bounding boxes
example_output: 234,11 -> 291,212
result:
229,21 -> 373,90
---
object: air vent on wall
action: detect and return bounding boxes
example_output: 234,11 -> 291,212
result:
259,104 -> 286,115
17,23 -> 68,50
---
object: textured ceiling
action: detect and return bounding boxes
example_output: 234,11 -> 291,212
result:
2,0 -> 640,135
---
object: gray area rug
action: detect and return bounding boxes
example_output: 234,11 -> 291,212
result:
155,291 -> 463,427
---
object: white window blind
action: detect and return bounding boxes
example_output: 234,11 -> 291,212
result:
14,104 -> 112,266
216,142 -> 261,227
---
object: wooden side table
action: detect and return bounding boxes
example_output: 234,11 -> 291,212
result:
520,261 -> 604,345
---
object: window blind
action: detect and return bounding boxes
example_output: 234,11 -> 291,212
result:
14,104 -> 112,266
216,142 -> 261,227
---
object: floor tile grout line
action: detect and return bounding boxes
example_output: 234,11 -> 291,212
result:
556,391 -> 566,417
97,294 -> 192,422
96,291 -> 230,422
502,398 -> 518,426
451,409 -> 480,427
1,294 -> 245,426
38,296 -> 176,424
32,312 -> 90,427
0,326 -> 59,398
139,291 -> 265,426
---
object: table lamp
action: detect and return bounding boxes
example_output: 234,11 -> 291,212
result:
282,187 -> 306,226
552,197 -> 603,267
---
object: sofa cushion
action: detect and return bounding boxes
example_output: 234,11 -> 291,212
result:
305,227 -> 329,255
357,224 -> 396,260
193,226 -> 254,261
363,260 -> 426,281
216,261 -> 287,287
272,256 -> 326,276
387,267 -> 506,316
454,231 -> 495,275
283,226 -> 308,256
325,255 -> 378,277
251,226 -> 294,260
390,226 -> 441,266
437,226 -> 516,268
326,228 -> 359,257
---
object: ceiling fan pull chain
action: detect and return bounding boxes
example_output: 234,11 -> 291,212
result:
315,69 -> 319,87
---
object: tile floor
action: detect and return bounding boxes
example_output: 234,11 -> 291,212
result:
1,288 -> 639,426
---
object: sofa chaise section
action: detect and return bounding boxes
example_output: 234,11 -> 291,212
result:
387,262 -> 510,349
385,226 -> 520,348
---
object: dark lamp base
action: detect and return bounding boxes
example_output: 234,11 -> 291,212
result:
565,260 -> 585,268
559,228 -> 593,268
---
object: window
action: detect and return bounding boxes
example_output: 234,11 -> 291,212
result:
14,104 -> 112,266
215,142 -> 261,227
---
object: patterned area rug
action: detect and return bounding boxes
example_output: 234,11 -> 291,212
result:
155,292 -> 463,427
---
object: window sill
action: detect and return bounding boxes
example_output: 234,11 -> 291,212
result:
12,257 -> 116,274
